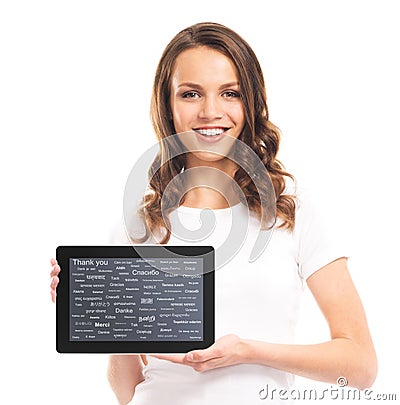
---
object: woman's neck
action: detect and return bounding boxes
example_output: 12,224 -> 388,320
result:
181,155 -> 240,209
181,188 -> 234,209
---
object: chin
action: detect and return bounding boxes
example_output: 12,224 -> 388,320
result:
190,151 -> 227,163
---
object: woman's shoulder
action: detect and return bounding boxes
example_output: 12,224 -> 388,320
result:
282,179 -> 317,217
285,183 -> 349,280
279,180 -> 334,241
111,209 -> 162,245
109,215 -> 131,244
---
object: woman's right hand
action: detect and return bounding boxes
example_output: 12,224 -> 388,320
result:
50,258 -> 60,303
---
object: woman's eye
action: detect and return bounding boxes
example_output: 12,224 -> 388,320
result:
182,91 -> 200,99
223,91 -> 241,98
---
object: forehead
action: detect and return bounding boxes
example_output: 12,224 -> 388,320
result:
171,46 -> 239,85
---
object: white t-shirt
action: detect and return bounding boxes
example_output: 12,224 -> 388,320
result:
111,190 -> 347,405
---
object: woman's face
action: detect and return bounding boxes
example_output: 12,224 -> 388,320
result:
170,46 -> 245,168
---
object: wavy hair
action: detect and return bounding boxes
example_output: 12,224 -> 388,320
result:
133,22 -> 296,243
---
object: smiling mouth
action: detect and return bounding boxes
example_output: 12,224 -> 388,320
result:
193,127 -> 230,137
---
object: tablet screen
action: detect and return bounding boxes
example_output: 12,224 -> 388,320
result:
70,256 -> 204,342
57,246 -> 214,353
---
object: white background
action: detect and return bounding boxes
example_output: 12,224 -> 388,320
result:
1,1 -> 399,403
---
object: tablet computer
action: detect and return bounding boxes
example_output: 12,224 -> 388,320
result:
56,245 -> 214,353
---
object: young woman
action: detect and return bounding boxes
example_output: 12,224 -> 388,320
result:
50,22 -> 377,405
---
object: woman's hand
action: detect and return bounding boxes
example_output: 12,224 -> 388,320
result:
152,334 -> 244,372
50,258 -> 60,303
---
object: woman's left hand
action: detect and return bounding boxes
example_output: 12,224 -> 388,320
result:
152,334 -> 244,372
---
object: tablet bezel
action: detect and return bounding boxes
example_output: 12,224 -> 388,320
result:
56,245 -> 215,353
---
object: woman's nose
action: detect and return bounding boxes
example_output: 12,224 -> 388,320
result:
199,96 -> 224,120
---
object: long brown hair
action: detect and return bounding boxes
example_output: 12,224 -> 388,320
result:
134,22 -> 296,243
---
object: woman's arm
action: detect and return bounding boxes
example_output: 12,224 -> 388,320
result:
153,258 -> 377,390
107,355 -> 145,405
240,258 -> 377,389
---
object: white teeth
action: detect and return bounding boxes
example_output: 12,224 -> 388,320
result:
196,128 -> 225,136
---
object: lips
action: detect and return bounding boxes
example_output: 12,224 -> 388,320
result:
193,126 -> 230,137
194,127 -> 226,136
191,127 -> 229,144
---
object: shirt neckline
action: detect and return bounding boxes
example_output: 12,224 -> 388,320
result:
175,202 -> 243,216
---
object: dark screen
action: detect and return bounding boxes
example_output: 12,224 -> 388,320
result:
69,257 -> 204,342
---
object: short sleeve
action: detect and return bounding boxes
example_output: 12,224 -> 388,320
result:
294,190 -> 349,281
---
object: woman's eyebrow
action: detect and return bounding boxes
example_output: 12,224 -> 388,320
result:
219,81 -> 240,89
177,82 -> 203,89
177,81 -> 240,89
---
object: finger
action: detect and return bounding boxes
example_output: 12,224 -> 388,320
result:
50,264 -> 61,277
50,258 -> 57,266
185,346 -> 222,363
190,357 -> 230,373
140,354 -> 148,366
150,354 -> 186,364
50,276 -> 59,290
51,288 -> 57,303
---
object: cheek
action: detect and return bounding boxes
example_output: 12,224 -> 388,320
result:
171,103 -> 195,131
228,104 -> 246,137
234,105 -> 246,126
